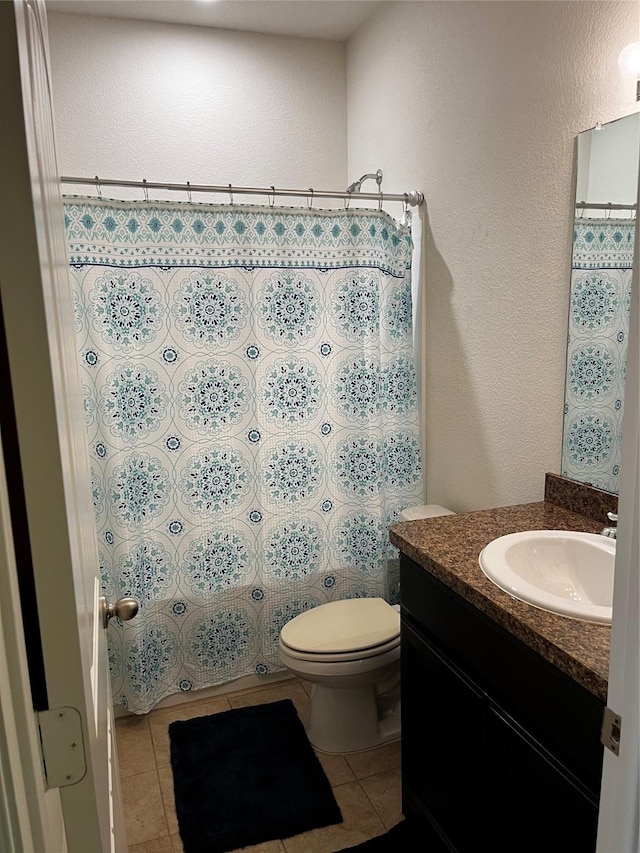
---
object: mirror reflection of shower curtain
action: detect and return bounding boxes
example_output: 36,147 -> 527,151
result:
562,218 -> 634,492
64,199 -> 423,713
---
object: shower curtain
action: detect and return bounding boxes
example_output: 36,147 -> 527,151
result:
64,198 -> 423,713
562,218 -> 634,492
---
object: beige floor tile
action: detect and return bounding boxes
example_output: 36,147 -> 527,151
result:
129,835 -> 173,853
299,679 -> 313,697
282,781 -> 385,853
345,739 -> 401,780
314,749 -> 356,787
115,714 -> 156,778
121,682 -> 399,853
359,768 -> 403,830
157,764 -> 179,836
120,770 -> 168,846
149,697 -> 231,768
226,681 -> 311,728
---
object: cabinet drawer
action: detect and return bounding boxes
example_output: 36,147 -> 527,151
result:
401,620 -> 485,850
486,704 -> 598,852
401,619 -> 599,852
400,554 -> 604,794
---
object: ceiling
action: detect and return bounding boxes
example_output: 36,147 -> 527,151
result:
46,0 -> 385,41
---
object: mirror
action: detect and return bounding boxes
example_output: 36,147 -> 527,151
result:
561,112 -> 639,494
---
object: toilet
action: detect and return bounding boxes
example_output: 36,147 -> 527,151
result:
278,504 -> 455,753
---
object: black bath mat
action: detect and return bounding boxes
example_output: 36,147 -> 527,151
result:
337,818 -> 448,852
169,698 -> 342,853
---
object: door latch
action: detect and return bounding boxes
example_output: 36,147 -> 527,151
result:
601,706 -> 622,755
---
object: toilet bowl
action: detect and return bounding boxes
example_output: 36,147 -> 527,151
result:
279,597 -> 401,753
278,502 -> 455,754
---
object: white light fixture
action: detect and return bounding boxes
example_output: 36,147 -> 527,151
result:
617,42 -> 640,101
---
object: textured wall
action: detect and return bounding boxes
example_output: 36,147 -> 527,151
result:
47,12 -> 348,194
47,4 -> 640,512
347,1 -> 640,511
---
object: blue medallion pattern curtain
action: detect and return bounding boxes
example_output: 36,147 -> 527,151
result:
64,198 -> 423,713
562,219 -> 634,492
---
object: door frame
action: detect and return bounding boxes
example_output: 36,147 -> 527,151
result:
0,1 -> 125,850
595,148 -> 640,853
0,424 -> 66,853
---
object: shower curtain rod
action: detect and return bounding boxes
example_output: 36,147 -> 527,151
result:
59,175 -> 424,207
575,201 -> 637,210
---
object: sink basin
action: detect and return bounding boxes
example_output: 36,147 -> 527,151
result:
479,530 -> 615,624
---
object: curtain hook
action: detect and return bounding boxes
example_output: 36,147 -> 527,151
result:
142,178 -> 149,203
378,191 -> 383,212
228,183 -> 234,205
307,188 -> 314,209
345,190 -> 351,211
269,186 -> 275,208
186,181 -> 192,204
605,204 -> 611,219
401,198 -> 412,227
95,175 -> 102,200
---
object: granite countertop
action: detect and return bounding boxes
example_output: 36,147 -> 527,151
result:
389,500 -> 611,701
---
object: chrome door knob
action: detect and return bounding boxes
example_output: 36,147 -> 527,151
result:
100,596 -> 139,629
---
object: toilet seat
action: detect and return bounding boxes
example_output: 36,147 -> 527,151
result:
279,632 -> 400,664
280,598 -> 400,663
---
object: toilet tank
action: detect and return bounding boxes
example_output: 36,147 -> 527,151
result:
397,504 -> 455,522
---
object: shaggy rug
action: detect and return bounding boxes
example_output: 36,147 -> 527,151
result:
170,698 -> 343,853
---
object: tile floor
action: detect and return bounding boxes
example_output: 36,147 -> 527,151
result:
116,677 -> 403,853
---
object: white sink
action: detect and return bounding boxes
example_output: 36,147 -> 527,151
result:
479,530 -> 615,624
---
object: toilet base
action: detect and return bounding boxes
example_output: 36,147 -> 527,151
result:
306,682 -> 401,754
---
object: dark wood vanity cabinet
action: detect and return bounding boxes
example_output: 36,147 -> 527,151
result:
400,554 -> 605,853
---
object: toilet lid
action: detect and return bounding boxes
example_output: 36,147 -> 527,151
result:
280,598 -> 400,654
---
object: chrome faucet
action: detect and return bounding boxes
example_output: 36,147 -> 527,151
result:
601,511 -> 618,539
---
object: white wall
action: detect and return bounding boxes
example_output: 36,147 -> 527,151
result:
347,0 -> 640,511
48,3 -> 640,513
47,12 -> 348,196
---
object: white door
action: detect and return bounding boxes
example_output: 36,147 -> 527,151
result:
0,1 -> 128,850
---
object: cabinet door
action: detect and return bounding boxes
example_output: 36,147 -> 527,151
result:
402,621 -> 486,850
486,705 -> 599,853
